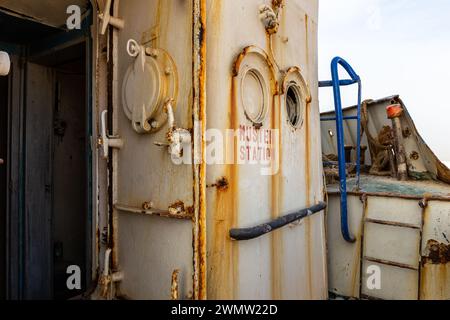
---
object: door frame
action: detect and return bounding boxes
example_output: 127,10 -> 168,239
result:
3,10 -> 94,299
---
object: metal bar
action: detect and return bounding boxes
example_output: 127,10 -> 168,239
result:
323,161 -> 359,166
329,56 -> 361,243
319,79 -> 357,87
114,204 -> 193,220
365,218 -> 421,230
356,79 -> 362,188
229,202 -> 327,241
364,256 -> 418,271
320,116 -> 358,122
192,0 -> 207,300
327,190 -> 450,202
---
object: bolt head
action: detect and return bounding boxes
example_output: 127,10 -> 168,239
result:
145,48 -> 158,57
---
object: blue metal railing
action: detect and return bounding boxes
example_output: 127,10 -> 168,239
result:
319,57 -> 362,243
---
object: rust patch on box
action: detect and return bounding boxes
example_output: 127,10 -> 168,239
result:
422,240 -> 450,265
208,76 -> 239,299
207,177 -> 230,192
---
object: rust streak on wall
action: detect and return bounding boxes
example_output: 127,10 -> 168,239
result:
192,0 -> 207,300
270,92 -> 282,299
305,99 -> 313,299
208,77 -> 239,299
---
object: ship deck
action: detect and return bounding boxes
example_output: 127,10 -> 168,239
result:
327,174 -> 450,199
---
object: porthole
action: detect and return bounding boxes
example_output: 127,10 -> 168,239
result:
285,83 -> 304,128
241,68 -> 268,125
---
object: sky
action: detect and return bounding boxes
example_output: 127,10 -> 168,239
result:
318,0 -> 450,162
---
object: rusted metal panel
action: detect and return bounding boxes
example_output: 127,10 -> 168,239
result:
420,201 -> 450,300
363,223 -> 421,269
92,15 -> 110,282
111,0 -> 195,300
321,96 -> 450,182
365,192 -> 422,228
205,0 -> 325,300
323,94 -> 450,300
361,260 -> 419,300
327,195 -> 364,299
192,0 -> 207,300
327,194 -> 423,300
88,0 -> 324,300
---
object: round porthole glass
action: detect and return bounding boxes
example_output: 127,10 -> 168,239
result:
241,68 -> 268,125
285,83 -> 304,128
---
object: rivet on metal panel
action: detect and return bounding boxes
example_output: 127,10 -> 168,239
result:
169,201 -> 187,216
359,193 -> 368,205
402,127 -> 412,139
410,151 -> 420,161
142,201 -> 154,211
419,198 -> 429,209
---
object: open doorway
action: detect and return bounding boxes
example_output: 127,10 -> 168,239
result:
0,5 -> 92,300
0,57 -> 8,300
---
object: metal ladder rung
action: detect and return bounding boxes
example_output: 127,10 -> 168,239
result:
321,115 -> 359,122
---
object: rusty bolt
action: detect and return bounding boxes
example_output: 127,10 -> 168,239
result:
419,198 -> 428,209
142,201 -> 154,210
410,151 -> 420,161
402,127 -> 412,138
165,67 -> 172,75
150,120 -> 159,128
145,47 -> 158,58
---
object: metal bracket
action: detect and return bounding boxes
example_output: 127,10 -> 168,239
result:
99,0 -> 125,35
154,100 -> 191,160
99,248 -> 124,299
99,110 -> 123,159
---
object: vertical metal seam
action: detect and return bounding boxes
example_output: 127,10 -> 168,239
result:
192,0 -> 207,300
417,199 -> 427,300
358,194 -> 368,299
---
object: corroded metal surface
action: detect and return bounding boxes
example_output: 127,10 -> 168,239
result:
206,0 -> 325,300
324,98 -> 450,300
90,0 -> 324,300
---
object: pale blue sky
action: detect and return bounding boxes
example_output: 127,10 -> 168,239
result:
318,0 -> 450,161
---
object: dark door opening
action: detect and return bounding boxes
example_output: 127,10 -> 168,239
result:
0,9 -> 92,300
0,63 -> 8,300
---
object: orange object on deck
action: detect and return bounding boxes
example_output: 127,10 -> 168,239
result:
386,104 -> 404,119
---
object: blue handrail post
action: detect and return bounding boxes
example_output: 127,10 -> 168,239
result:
320,57 -> 361,243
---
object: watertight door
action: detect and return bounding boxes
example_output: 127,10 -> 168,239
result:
108,0 -> 198,299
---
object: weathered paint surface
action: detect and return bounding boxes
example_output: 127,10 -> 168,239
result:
324,97 -> 450,300
206,0 -> 326,300
89,0 -> 325,300
112,0 -> 195,300
420,201 -> 450,300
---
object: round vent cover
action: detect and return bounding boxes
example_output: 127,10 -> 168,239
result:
122,47 -> 178,134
